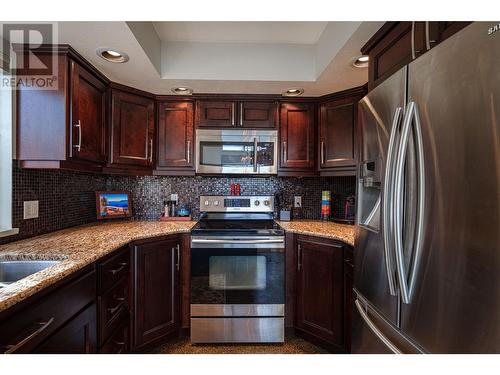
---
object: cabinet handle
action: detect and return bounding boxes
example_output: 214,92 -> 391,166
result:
425,22 -> 431,50
4,317 -> 54,354
283,141 -> 287,163
176,244 -> 180,271
187,140 -> 191,164
108,262 -> 127,276
73,120 -> 82,152
108,302 -> 124,316
411,22 -> 422,59
320,141 -> 325,165
231,103 -> 236,126
239,102 -> 243,126
297,244 -> 302,271
149,139 -> 153,163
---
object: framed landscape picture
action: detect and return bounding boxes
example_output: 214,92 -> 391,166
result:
95,191 -> 132,220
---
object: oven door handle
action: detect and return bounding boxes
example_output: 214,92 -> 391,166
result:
191,238 -> 284,244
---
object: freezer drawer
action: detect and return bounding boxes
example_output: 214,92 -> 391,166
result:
351,292 -> 423,354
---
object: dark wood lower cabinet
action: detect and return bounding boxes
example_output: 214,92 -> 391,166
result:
33,303 -> 97,354
0,268 -> 96,354
293,235 -> 351,352
131,237 -> 181,350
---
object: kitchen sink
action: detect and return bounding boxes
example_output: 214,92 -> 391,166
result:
0,260 -> 61,288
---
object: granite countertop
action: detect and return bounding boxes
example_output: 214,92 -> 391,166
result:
276,220 -> 355,246
0,218 -> 354,314
0,221 -> 196,313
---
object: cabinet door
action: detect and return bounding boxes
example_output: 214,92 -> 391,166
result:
195,100 -> 236,127
157,102 -> 194,169
365,22 -> 427,91
70,60 -> 107,163
319,96 -> 360,171
34,303 -> 97,354
343,246 -> 354,353
132,238 -> 180,350
279,102 -> 315,170
296,238 -> 344,348
239,101 -> 277,128
110,90 -> 154,167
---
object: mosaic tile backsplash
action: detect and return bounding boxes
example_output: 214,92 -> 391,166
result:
1,162 -> 355,244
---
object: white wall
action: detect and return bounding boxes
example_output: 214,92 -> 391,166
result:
161,41 -> 315,81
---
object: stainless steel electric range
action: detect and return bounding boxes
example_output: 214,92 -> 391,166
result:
190,195 -> 285,344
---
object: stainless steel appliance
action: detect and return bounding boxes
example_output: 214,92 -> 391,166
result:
190,195 -> 285,343
354,22 -> 500,354
195,129 -> 278,175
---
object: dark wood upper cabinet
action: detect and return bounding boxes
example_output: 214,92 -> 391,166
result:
362,21 -> 471,90
196,100 -> 236,127
239,101 -> 277,128
131,237 -> 181,350
109,89 -> 154,170
279,102 -> 316,175
69,60 -> 107,164
16,46 -> 108,172
155,101 -> 195,175
195,99 -> 278,128
295,236 -> 345,351
319,89 -> 364,175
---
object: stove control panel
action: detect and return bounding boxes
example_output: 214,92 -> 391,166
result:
199,195 -> 274,212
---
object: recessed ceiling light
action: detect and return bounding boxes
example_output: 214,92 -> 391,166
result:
171,87 -> 193,95
96,48 -> 129,63
282,88 -> 304,97
353,55 -> 369,68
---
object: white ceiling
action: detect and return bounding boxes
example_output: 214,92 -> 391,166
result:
153,22 -> 328,44
50,21 -> 383,96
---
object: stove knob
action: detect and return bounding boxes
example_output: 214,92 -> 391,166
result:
254,200 -> 260,206
213,200 -> 220,206
263,200 -> 270,206
204,200 -> 210,206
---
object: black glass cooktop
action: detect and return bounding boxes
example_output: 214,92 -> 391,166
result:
191,213 -> 284,236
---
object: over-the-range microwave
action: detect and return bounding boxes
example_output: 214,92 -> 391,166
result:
195,129 -> 278,175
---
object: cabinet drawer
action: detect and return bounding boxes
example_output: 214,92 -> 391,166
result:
100,320 -> 129,354
98,247 -> 129,292
98,276 -> 129,345
0,270 -> 96,353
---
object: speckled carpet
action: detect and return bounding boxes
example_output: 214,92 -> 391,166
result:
152,335 -> 328,354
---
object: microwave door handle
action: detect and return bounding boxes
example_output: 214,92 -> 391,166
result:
253,138 -> 258,172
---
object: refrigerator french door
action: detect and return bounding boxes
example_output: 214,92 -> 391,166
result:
353,22 -> 500,354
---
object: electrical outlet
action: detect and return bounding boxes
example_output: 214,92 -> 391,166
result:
170,193 -> 178,203
23,200 -> 39,219
294,196 -> 302,208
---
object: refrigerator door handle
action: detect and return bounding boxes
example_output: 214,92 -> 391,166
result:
382,106 -> 403,296
408,101 -> 426,302
394,101 -> 425,304
354,299 -> 402,354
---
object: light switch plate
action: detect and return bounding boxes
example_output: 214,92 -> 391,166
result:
23,200 -> 39,219
294,196 -> 302,208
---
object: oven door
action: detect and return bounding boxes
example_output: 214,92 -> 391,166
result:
195,129 -> 277,175
190,236 -> 285,315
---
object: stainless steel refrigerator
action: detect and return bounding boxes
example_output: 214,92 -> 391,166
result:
353,22 -> 500,354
